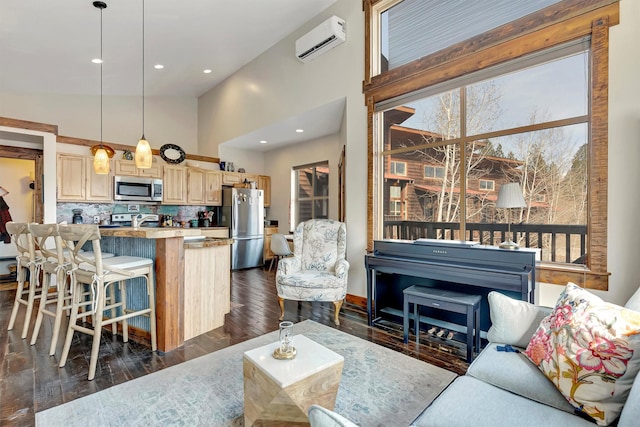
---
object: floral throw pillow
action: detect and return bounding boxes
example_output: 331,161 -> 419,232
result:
524,282 -> 640,426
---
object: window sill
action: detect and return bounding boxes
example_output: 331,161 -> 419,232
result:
537,263 -> 610,291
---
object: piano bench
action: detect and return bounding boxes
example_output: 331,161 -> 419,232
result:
403,285 -> 481,362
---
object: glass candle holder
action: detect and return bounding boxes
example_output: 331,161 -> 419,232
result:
273,321 -> 296,359
279,321 -> 293,353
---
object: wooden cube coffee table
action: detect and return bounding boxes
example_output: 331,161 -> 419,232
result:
243,334 -> 344,426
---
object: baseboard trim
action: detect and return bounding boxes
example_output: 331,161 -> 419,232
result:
346,293 -> 366,309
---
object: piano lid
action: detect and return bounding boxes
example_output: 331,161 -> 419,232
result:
414,238 -> 479,248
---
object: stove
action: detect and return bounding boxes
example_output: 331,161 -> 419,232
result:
111,213 -> 160,227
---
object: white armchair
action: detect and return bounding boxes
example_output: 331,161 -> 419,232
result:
276,219 -> 349,325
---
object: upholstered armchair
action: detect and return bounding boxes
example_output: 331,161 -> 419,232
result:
276,219 -> 349,325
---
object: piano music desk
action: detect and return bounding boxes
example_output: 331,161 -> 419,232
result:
403,285 -> 481,362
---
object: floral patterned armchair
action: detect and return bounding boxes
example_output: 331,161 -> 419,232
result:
276,219 -> 349,325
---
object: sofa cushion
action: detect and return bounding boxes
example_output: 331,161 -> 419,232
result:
411,376 -> 595,427
467,343 -> 576,414
308,405 -> 359,427
486,291 -> 552,348
524,282 -> 640,426
617,371 -> 640,427
624,286 -> 640,312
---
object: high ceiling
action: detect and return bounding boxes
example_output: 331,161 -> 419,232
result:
0,0 -> 337,97
1,0 -> 346,152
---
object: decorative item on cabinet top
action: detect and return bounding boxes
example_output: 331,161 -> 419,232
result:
159,144 -> 186,165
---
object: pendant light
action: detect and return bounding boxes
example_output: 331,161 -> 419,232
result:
134,0 -> 152,169
93,1 -> 111,174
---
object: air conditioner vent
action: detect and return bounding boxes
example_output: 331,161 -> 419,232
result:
295,16 -> 346,63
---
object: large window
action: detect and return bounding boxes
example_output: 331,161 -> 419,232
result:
293,161 -> 329,224
378,0 -> 561,74
379,47 -> 589,258
365,0 -> 618,290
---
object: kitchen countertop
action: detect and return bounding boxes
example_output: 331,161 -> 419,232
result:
98,227 -> 202,239
183,237 -> 234,249
185,226 -> 228,230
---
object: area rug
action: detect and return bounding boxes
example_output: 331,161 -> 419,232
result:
36,320 -> 456,427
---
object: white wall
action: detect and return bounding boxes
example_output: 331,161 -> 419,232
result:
537,0 -> 640,306
198,0 -> 368,296
0,92 -> 198,154
264,134 -> 343,233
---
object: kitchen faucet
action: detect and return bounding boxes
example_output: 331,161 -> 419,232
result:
132,214 -> 156,229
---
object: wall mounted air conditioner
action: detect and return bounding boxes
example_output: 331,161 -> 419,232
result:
295,15 -> 346,63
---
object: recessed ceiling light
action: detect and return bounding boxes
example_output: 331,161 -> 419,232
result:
203,69 -> 212,74
259,140 -> 267,144
91,58 -> 103,64
154,64 -> 164,69
296,129 -> 304,133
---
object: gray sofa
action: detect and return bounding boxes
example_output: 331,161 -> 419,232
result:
308,287 -> 640,427
411,288 -> 640,427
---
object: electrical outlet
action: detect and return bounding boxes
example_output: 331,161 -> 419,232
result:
93,216 -> 100,224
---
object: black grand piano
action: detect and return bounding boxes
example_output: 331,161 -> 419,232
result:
365,239 -> 537,333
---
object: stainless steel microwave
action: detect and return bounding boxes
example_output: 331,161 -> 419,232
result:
114,176 -> 163,202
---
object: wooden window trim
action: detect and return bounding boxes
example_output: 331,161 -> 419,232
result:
364,0 -> 619,291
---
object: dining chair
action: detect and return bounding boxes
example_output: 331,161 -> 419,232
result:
269,233 -> 293,272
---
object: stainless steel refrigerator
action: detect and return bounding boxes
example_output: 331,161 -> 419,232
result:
221,188 -> 264,269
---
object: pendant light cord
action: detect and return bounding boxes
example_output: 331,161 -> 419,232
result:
100,4 -> 103,147
141,0 -> 145,139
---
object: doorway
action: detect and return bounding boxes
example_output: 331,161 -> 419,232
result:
0,145 -> 43,277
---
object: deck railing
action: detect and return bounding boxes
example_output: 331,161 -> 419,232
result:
383,220 -> 587,264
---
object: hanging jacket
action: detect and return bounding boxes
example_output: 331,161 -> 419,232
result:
0,196 -> 12,244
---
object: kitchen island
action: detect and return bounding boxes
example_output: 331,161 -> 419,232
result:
98,226 -> 232,352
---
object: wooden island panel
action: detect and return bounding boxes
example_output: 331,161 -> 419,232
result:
155,236 -> 185,352
184,240 -> 231,340
97,227 -> 231,352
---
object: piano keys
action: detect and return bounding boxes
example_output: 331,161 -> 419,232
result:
365,239 -> 537,332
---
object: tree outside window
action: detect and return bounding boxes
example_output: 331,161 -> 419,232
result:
378,47 -> 589,264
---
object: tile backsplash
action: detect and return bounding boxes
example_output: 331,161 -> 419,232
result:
57,203 -> 220,225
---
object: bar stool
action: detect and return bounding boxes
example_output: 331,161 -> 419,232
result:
57,224 -> 157,380
6,222 -> 42,339
28,223 -> 116,355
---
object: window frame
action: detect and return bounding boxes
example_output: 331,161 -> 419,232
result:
424,165 -> 445,179
293,161 -> 330,224
390,160 -> 407,176
479,179 -> 495,191
364,0 -> 618,291
388,184 -> 403,218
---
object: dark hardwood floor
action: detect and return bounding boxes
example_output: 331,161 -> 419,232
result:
0,267 -> 468,426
